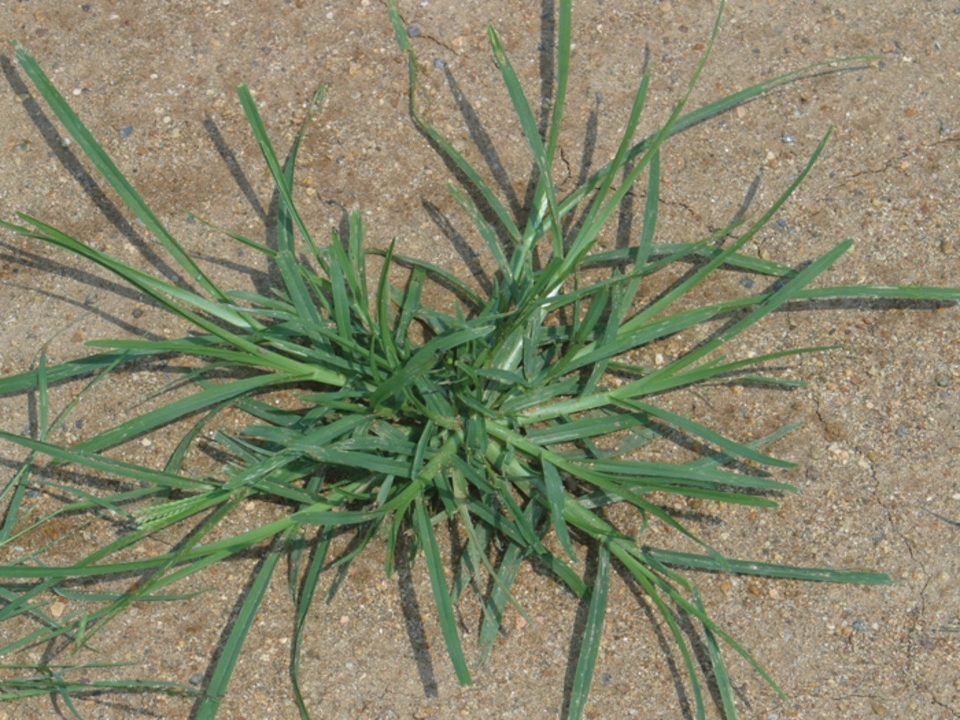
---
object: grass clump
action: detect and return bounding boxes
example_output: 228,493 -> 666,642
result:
0,1 -> 957,718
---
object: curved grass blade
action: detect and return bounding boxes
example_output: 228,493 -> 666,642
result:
388,1 -> 521,244
369,246 -> 485,309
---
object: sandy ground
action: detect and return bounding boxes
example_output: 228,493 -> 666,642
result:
0,1 -> 958,718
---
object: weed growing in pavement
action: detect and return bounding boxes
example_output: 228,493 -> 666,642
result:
1,1 -> 956,718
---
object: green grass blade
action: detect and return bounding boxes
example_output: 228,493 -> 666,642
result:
195,528 -> 292,719
792,284 -> 960,301
375,239 -> 402,370
388,2 -> 521,244
545,73 -> 652,294
449,184 -> 514,283
487,26 -> 563,259
545,0 -> 572,163
394,266 -> 427,352
633,345 -> 833,397
615,398 -> 794,469
641,236 -> 853,387
276,250 -> 329,346
73,372 -> 301,454
0,431 -> 216,494
542,460 -> 577,561
236,85 -> 324,264
369,247 -> 484,308
13,45 -> 230,304
636,549 -> 788,701
348,208 -> 370,302
622,129 -> 834,337
581,146 -> 661,394
279,84 -> 325,244
1,215 -> 256,330
543,0 -> 723,291
567,542 -> 610,720
0,217 -> 349,386
627,561 -> 707,718
0,346 -> 102,541
290,527 -> 331,719
555,57 -> 877,224
189,213 -> 277,257
696,588 -> 738,719
0,348 -> 157,395
369,323 -> 493,413
414,497 -> 472,686
1,7 -> 941,719
476,503 -> 537,664
525,236 -> 855,427
644,548 -> 893,584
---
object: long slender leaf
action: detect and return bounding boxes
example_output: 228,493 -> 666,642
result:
567,543 -> 610,720
414,498 -> 472,685
13,45 -> 230,304
195,529 -> 292,719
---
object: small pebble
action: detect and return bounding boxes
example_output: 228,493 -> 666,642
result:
407,23 -> 421,37
740,276 -> 755,289
433,58 -> 447,70
781,133 -> 796,144
852,620 -> 869,632
189,674 -> 204,686
119,126 -> 134,138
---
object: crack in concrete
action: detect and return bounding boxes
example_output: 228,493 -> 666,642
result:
556,144 -> 572,189
932,694 -> 960,718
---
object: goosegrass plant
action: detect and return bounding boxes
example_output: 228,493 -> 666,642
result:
1,1 -> 957,718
